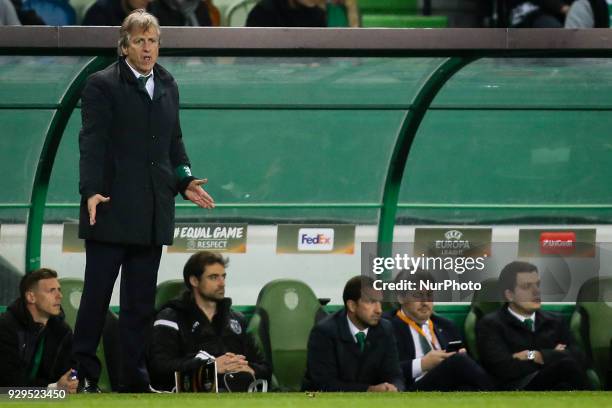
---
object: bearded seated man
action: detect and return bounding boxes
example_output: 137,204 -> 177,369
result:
148,251 -> 270,391
302,276 -> 404,392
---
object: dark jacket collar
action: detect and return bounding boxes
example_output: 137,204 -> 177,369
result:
337,309 -> 354,343
8,298 -> 40,331
165,290 -> 233,324
7,297 -> 65,334
501,304 -> 551,332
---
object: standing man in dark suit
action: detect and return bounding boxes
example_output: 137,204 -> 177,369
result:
302,276 -> 404,392
74,9 -> 214,393
477,261 -> 590,390
386,271 -> 492,391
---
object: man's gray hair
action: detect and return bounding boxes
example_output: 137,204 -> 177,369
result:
117,9 -> 161,56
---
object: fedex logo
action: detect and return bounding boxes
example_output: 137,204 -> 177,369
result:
540,232 -> 576,255
297,228 -> 334,251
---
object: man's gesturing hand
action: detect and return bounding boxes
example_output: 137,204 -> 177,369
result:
185,179 -> 215,209
87,194 -> 110,226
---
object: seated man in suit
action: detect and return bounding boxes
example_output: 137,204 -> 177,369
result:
386,270 -> 492,391
303,276 -> 403,392
477,261 -> 590,390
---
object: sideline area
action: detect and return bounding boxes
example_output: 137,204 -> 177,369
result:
5,391 -> 612,408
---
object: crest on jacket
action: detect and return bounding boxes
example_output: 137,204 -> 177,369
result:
229,319 -> 242,335
191,321 -> 200,333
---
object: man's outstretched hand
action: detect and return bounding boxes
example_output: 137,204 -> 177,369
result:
185,178 -> 215,209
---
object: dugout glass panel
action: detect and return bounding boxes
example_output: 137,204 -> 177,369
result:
0,56 -> 92,106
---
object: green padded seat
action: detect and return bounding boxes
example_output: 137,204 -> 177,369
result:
464,278 -> 503,362
247,279 -> 327,391
362,14 -> 448,28
155,279 -> 185,311
225,0 -> 258,26
58,278 -> 114,392
357,0 -> 417,13
59,278 -> 84,330
327,2 -> 349,27
570,277 -> 612,390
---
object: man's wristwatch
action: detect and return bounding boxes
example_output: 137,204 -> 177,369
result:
527,350 -> 536,361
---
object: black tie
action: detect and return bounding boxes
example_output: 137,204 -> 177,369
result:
138,75 -> 151,91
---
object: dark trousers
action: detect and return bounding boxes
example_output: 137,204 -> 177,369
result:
525,356 -> 590,391
72,240 -> 162,392
411,353 -> 494,391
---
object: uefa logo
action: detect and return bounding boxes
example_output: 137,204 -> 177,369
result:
444,230 -> 463,241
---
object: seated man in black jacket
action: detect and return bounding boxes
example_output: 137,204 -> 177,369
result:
82,0 -> 150,26
148,251 -> 270,391
508,0 -> 571,27
302,275 -> 404,392
477,261 -> 590,390
386,271 -> 492,391
0,268 -> 78,393
247,0 -> 326,27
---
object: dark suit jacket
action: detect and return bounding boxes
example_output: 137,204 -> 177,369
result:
149,0 -> 212,27
385,310 -> 463,387
82,0 -> 127,26
302,309 -> 404,392
79,58 -> 193,246
246,0 -> 326,27
477,305 -> 586,387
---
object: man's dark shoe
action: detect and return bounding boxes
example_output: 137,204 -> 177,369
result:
78,378 -> 102,393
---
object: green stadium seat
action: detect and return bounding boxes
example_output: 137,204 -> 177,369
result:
154,279 -> 185,311
59,278 -> 114,392
70,0 -> 95,23
464,278 -> 502,362
570,277 -> 612,390
58,278 -> 82,330
225,0 -> 258,26
357,0 -> 417,14
361,14 -> 448,28
0,255 -> 21,307
247,279 -> 327,391
570,306 -> 600,390
327,2 -> 349,27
